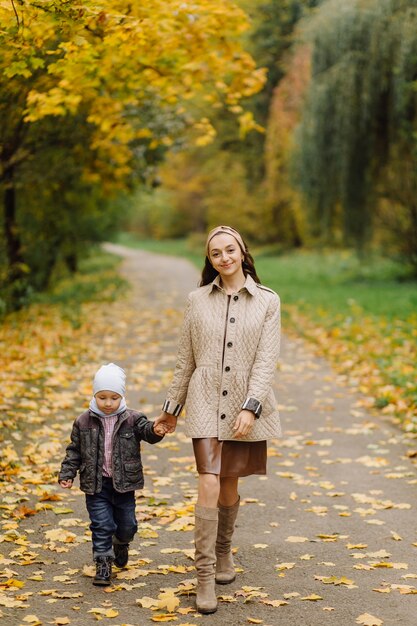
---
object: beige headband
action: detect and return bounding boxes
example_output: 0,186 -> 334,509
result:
206,225 -> 245,255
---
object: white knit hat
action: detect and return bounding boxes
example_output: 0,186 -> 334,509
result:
93,363 -> 126,397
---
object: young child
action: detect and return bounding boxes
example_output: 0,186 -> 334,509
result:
59,362 -> 166,586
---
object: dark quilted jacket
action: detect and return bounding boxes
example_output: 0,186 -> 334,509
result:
58,409 -> 163,494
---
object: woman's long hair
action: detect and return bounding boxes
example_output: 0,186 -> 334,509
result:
199,235 -> 261,287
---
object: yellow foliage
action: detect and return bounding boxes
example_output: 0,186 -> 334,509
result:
0,0 -> 265,190
238,111 -> 265,139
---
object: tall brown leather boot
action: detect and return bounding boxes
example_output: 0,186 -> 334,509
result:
194,504 -> 218,614
215,497 -> 240,584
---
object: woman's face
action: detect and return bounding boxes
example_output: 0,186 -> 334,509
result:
208,233 -> 244,279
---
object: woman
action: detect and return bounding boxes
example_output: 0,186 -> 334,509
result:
155,225 -> 281,614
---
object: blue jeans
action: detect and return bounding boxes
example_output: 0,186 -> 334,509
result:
85,477 -> 138,559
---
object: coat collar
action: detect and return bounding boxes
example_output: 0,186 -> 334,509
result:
209,273 -> 258,296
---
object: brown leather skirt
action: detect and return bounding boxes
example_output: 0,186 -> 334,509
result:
192,437 -> 267,477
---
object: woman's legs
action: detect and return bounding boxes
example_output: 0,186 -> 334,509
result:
192,442 -> 243,610
216,477 -> 240,584
219,476 -> 239,506
197,472 -> 220,506
193,473 -> 219,613
194,474 -> 241,612
196,474 -> 239,507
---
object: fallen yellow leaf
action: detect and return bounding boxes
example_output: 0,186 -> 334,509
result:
22,616 -> 41,625
261,599 -> 288,607
88,608 -> 119,618
390,531 -> 402,541
1,578 -> 25,589
315,575 -> 355,586
391,584 -> 417,594
356,613 -> 383,626
136,596 -> 159,609
158,590 -> 180,613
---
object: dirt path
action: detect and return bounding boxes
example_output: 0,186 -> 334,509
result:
1,244 -> 417,626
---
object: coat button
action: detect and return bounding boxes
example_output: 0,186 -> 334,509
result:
233,295 -> 239,301
220,413 -> 226,419
230,317 -> 235,323
225,366 -> 230,372
227,341 -> 233,347
222,390 -> 228,396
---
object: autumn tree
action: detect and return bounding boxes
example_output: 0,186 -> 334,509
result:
294,0 -> 417,270
0,0 -> 265,309
140,0 -> 320,244
263,45 -> 311,246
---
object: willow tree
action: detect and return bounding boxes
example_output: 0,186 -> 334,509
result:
295,0 -> 417,265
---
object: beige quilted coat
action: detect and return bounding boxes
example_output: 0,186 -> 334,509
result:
163,274 -> 281,441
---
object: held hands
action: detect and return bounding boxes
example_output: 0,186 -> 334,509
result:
154,411 -> 178,434
153,421 -> 170,436
153,409 -> 254,437
59,479 -> 73,489
233,409 -> 255,438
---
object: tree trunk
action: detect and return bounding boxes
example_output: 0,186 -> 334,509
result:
2,164 -> 31,310
3,165 -> 24,277
65,253 -> 78,274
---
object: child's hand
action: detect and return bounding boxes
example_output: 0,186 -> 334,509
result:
154,412 -> 177,434
153,422 -> 167,436
59,479 -> 73,489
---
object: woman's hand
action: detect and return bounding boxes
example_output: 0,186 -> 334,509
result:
153,422 -> 168,436
233,409 -> 255,438
154,411 -> 178,434
59,479 -> 73,489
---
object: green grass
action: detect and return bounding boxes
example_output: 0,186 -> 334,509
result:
256,251 -> 417,320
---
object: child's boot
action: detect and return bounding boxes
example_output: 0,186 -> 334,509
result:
113,537 -> 129,568
93,556 -> 112,586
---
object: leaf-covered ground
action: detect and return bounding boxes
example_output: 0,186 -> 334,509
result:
1,244 -> 417,626
283,305 -> 417,430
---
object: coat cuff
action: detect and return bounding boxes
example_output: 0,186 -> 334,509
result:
149,426 -> 165,443
162,399 -> 183,417
242,397 -> 262,418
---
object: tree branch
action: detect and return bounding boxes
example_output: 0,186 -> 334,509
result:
10,0 -> 20,28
